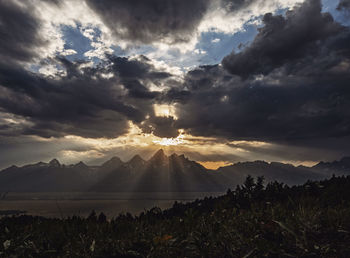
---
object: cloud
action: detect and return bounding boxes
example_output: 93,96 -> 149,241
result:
171,0 -> 350,147
0,1 -> 45,64
337,0 -> 350,11
85,0 -> 303,50
198,0 -> 304,35
85,0 -> 211,45
1,0 -> 350,169
0,54 -> 175,139
222,0 -> 342,78
141,116 -> 179,138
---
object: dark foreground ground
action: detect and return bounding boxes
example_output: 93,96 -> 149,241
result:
1,175 -> 350,257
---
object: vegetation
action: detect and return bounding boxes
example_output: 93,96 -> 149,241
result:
1,175 -> 350,257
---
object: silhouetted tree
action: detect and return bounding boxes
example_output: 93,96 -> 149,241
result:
243,175 -> 255,193
98,212 -> 107,223
88,210 -> 97,221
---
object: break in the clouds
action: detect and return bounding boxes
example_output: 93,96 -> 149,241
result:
0,0 -> 350,169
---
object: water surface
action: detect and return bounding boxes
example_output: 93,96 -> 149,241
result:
0,192 -> 224,218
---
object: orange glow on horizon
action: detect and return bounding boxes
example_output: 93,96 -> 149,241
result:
198,161 -> 233,170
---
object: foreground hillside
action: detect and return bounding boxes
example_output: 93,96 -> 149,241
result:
1,176 -> 350,257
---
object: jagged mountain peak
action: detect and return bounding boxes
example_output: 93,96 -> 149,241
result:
101,156 -> 123,168
169,153 -> 188,161
150,149 -> 167,160
74,161 -> 88,169
1,165 -> 18,172
23,161 -> 48,169
270,162 -> 295,168
109,156 -> 122,162
49,159 -> 61,167
128,154 -> 144,164
2,152 -> 350,192
169,153 -> 179,159
313,156 -> 350,171
155,148 -> 165,156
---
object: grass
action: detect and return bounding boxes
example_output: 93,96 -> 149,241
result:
1,175 -> 350,257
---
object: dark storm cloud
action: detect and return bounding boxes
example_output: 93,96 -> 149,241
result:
0,0 -> 44,64
337,0 -> 350,11
85,0 -> 211,44
108,55 -> 170,100
109,55 -> 170,80
42,0 -> 62,5
141,116 -> 179,138
85,0 -> 266,45
171,0 -> 350,147
175,65 -> 350,144
0,55 -> 173,139
222,0 -> 342,78
1,0 -> 350,156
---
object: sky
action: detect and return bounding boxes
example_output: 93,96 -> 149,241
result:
0,0 -> 350,170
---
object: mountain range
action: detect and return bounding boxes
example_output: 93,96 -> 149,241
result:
0,149 -> 349,192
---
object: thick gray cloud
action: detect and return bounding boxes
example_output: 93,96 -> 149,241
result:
141,116 -> 179,138
85,0 -> 267,45
222,0 -> 342,78
0,0 -> 183,141
86,0 -> 211,44
0,0 -> 44,64
171,0 -> 350,147
337,0 -> 350,11
0,55 -> 173,139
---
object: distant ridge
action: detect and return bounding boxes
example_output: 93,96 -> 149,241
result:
0,150 -> 349,192
312,157 -> 350,175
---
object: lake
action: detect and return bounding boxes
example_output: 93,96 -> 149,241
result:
0,192 -> 224,218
